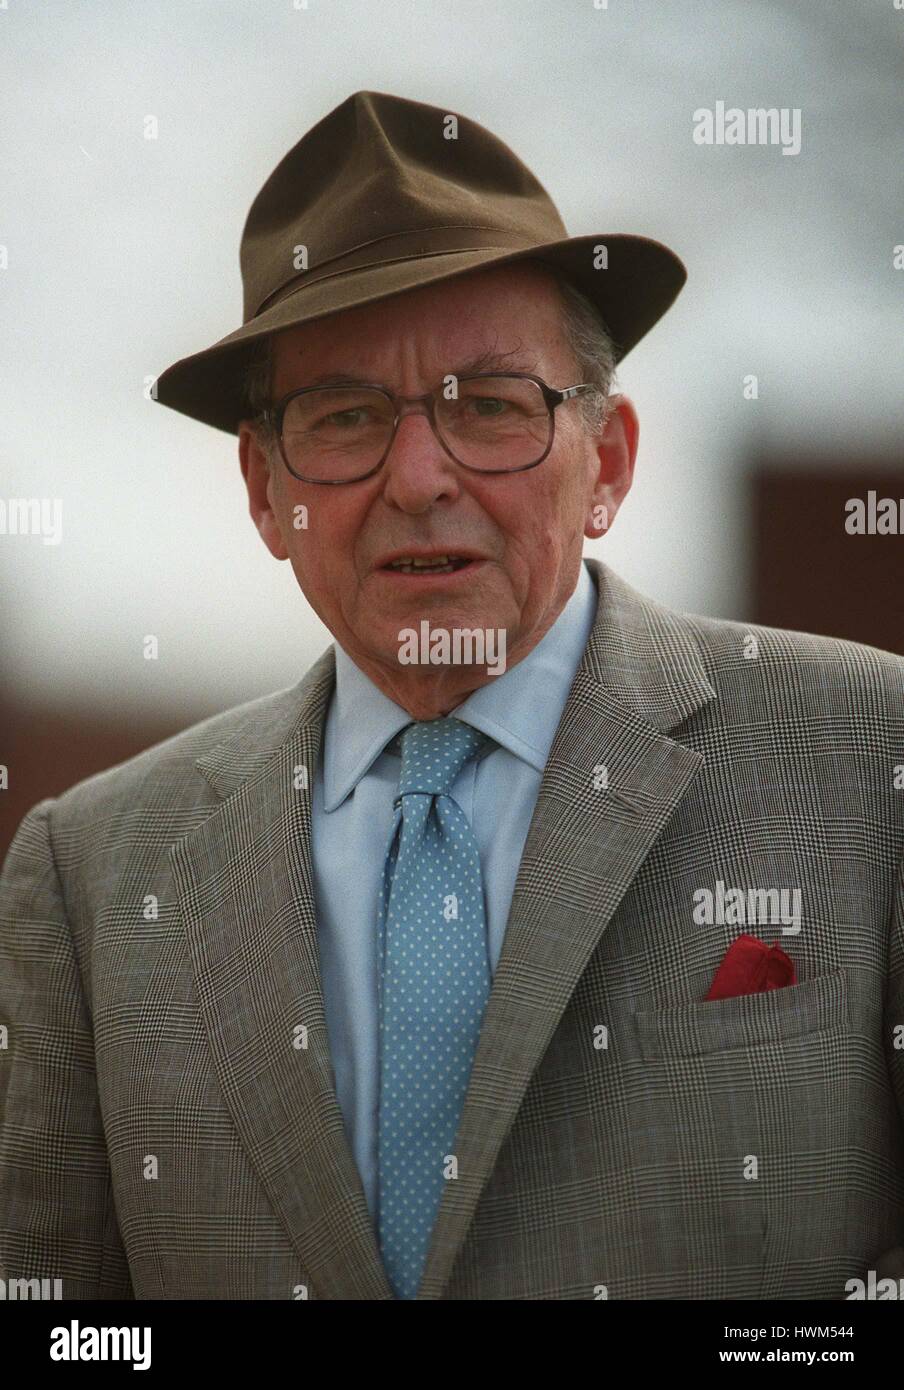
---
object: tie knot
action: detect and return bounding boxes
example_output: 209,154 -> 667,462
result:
397,717 -> 489,798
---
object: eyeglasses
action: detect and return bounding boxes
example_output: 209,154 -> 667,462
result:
264,373 -> 600,485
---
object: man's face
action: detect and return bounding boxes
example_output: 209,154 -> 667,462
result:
239,262 -> 638,719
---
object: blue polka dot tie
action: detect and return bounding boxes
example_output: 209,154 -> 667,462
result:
376,716 -> 492,1300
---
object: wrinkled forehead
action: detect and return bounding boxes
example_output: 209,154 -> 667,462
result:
269,261 -> 572,387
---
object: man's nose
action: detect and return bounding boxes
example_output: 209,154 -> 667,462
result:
380,402 -> 461,509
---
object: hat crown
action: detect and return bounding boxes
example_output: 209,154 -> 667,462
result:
154,89 -> 686,436
240,90 -> 568,320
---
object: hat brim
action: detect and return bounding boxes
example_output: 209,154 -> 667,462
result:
154,234 -> 685,435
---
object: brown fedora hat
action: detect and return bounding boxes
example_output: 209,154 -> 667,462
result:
154,90 -> 686,436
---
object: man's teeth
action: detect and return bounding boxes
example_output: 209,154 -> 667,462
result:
387,555 -> 466,573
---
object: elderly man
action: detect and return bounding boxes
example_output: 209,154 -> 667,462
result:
1,90 -> 903,1303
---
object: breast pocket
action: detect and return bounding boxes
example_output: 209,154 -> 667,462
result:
632,968 -> 849,1059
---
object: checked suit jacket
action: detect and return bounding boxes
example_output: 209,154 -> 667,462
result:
2,557 -> 904,1300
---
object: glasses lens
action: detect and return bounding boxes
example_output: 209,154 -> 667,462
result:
281,387 -> 394,480
437,376 -> 550,471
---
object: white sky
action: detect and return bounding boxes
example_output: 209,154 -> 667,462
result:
2,0 -> 902,719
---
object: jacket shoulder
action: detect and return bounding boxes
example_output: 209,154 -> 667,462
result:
682,606 -> 904,679
673,606 -> 904,724
43,651 -> 334,828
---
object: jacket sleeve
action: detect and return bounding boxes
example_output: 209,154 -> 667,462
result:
877,838 -> 904,1275
887,841 -> 904,1128
0,799 -> 134,1299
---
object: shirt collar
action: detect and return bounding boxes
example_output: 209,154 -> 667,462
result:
322,559 -> 598,812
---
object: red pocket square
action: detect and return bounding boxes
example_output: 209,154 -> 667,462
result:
705,933 -> 797,1001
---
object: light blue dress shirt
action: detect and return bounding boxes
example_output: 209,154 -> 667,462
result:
311,559 -> 598,1224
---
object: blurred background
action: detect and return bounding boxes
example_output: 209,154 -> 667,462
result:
2,0 -> 903,857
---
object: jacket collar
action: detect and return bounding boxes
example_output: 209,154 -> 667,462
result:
195,560 -> 715,804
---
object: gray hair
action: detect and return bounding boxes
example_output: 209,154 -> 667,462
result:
241,265 -> 618,451
553,271 -> 618,432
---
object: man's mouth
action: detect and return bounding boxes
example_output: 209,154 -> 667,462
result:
381,554 -> 474,575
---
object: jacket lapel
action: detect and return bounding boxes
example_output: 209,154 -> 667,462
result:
171,647 -> 395,1300
416,559 -> 718,1297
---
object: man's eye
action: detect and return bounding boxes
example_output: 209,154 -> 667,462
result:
468,396 -> 507,416
320,408 -> 368,428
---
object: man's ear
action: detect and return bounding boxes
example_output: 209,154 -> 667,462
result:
238,422 -> 290,561
584,394 -> 639,540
